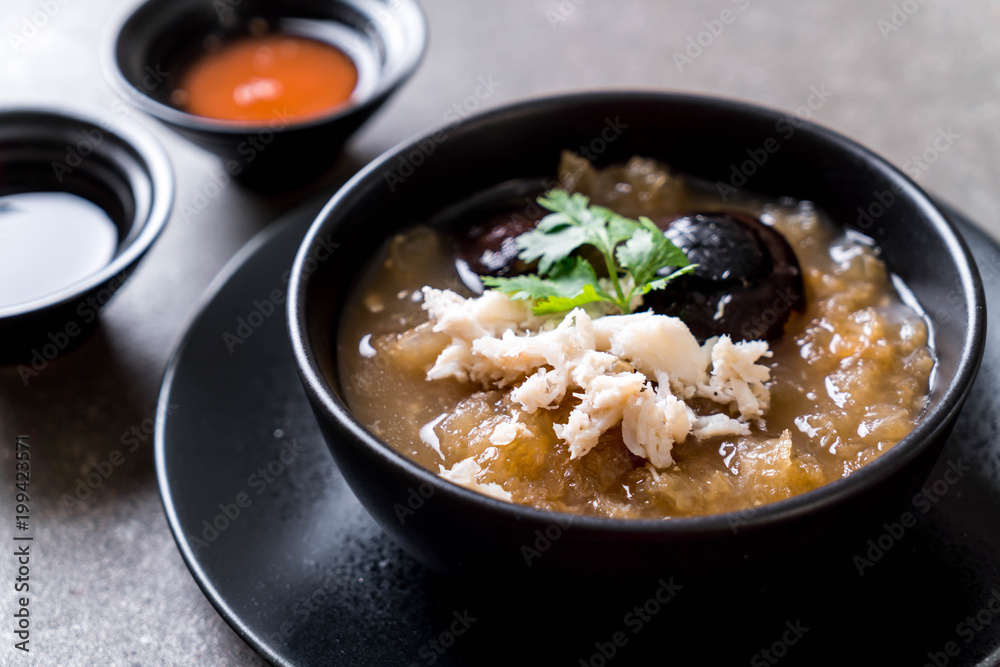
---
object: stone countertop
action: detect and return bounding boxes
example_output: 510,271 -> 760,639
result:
1,0 -> 998,664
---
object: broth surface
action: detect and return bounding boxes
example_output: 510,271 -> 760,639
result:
338,159 -> 934,519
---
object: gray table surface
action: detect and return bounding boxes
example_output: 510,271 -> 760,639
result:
1,0 -> 999,664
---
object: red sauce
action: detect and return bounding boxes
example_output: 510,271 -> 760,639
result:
174,34 -> 357,123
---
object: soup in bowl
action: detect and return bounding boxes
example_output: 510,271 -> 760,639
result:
288,92 -> 985,577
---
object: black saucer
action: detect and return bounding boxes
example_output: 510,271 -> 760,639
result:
156,199 -> 1000,666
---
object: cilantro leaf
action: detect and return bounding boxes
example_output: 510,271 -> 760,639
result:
483,188 -> 696,315
514,223 -> 590,275
480,273 -> 564,302
641,265 -> 698,294
616,216 -> 692,288
592,206 -> 639,249
516,191 -> 615,273
483,257 -> 600,300
533,283 -> 609,315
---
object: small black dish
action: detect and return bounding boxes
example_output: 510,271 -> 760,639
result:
287,91 -> 986,579
156,197 -> 1000,666
103,0 -> 427,190
0,104 -> 173,365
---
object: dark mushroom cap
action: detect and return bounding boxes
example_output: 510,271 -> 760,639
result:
644,211 -> 805,341
453,208 -> 542,293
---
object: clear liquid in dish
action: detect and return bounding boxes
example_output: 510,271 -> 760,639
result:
0,192 -> 118,308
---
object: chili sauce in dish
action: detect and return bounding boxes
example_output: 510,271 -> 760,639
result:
173,33 -> 357,123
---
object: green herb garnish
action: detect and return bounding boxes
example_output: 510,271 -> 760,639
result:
481,189 -> 696,315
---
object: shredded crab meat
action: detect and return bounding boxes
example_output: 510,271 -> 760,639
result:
489,419 -> 526,446
439,457 -> 513,502
621,383 -> 692,468
421,288 -> 772,468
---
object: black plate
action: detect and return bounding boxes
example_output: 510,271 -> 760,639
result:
156,199 -> 1000,667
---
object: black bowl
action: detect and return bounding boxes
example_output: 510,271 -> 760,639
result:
0,104 -> 173,365
287,91 -> 986,579
103,0 -> 426,190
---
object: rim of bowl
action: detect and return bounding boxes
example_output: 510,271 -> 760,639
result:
0,102 -> 174,320
288,89 -> 987,537
100,0 -> 428,135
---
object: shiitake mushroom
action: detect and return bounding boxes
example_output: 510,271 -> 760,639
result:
453,208 -> 542,293
453,204 -> 804,342
644,211 -> 804,341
